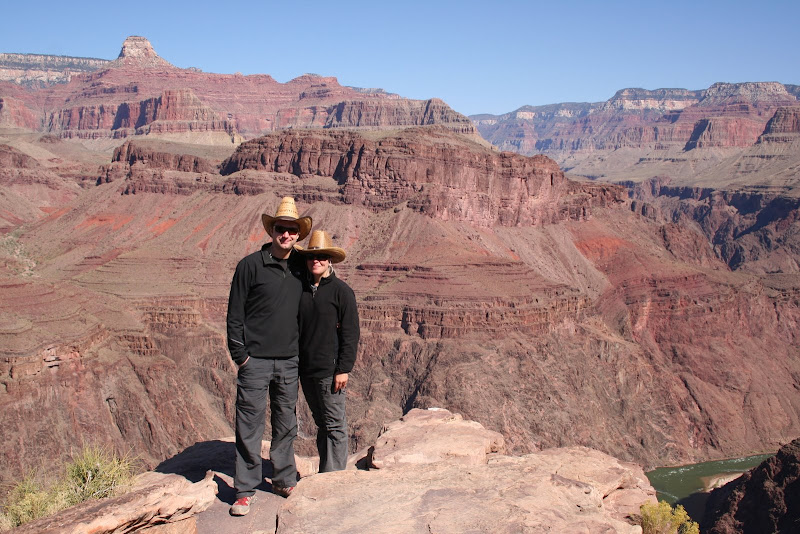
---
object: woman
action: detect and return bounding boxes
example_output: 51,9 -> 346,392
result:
296,230 -> 360,472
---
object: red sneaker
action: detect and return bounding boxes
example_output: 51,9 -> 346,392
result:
230,495 -> 254,516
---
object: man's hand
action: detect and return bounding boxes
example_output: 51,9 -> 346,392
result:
333,373 -> 348,392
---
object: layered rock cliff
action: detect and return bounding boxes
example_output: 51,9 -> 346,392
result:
0,53 -> 108,88
759,106 -> 800,142
0,96 -> 39,129
474,84 -> 800,278
2,84 -> 799,500
473,82 -> 798,157
219,127 -> 620,226
0,36 -> 475,141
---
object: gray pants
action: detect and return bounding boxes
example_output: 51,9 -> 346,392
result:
235,356 -> 298,497
300,375 -> 348,472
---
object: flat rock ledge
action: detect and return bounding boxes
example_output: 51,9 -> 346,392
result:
278,408 -> 655,533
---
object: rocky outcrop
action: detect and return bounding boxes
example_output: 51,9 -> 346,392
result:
702,438 -> 800,534
0,143 -> 40,169
368,408 -> 506,468
13,471 -> 216,534
281,408 -> 655,533
25,409 -> 652,532
112,140 -> 218,173
220,127 -> 622,226
0,96 -> 40,129
325,97 -> 476,134
758,106 -> 800,143
110,35 -> 175,69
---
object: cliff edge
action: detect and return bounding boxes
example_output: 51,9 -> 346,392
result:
14,408 -> 655,533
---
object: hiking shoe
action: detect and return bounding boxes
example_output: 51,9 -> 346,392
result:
230,495 -> 254,516
272,484 -> 294,498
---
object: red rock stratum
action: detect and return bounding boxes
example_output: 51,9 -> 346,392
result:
1,122 -> 798,491
0,36 -> 476,142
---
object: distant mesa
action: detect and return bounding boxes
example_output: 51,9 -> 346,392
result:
0,35 -> 474,140
110,36 -> 175,69
471,80 -> 800,195
698,81 -> 795,106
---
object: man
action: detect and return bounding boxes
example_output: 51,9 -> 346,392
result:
226,197 -> 312,516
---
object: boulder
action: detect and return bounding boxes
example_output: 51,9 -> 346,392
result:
277,408 -> 654,533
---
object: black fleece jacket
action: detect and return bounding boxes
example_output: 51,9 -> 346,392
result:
226,244 -> 305,365
298,273 -> 360,378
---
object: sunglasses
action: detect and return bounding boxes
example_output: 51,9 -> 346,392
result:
307,254 -> 331,262
273,224 -> 300,236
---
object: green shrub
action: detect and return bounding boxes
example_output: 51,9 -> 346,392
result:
62,445 -> 135,505
640,500 -> 700,534
0,445 -> 135,530
0,475 -> 66,530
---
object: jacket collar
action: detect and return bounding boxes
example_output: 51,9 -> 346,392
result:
260,242 -> 295,266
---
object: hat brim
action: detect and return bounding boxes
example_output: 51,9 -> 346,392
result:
262,214 -> 312,241
296,246 -> 347,264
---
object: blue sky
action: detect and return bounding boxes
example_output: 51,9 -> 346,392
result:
2,0 -> 798,115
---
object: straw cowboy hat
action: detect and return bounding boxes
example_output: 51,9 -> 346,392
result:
262,197 -> 312,241
296,230 -> 347,263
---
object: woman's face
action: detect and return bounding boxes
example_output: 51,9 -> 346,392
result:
307,254 -> 331,278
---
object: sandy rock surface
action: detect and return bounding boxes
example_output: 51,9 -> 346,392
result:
276,408 -> 653,533
369,407 -> 505,468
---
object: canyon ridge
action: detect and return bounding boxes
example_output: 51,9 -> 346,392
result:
1,36 -> 799,508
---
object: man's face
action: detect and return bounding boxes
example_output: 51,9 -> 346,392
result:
270,221 -> 301,252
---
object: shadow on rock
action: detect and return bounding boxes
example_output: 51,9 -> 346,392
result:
155,439 -> 275,505
676,491 -> 709,524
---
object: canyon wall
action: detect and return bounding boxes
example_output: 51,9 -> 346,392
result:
1,124 -> 798,487
473,82 -> 798,157
628,176 -> 800,273
0,37 -> 475,141
219,127 -> 622,227
0,53 -> 108,88
1,36 -> 798,492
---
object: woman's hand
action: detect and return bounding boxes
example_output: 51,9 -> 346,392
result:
333,373 -> 348,392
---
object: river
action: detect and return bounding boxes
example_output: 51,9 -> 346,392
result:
645,454 -> 773,522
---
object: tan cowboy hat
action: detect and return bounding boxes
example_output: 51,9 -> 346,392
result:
296,230 -> 346,263
261,197 -> 312,240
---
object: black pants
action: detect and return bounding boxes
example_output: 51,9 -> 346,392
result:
301,375 -> 348,472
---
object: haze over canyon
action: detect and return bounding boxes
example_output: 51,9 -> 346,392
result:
1,37 -> 799,527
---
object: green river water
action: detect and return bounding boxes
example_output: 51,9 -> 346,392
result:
645,453 -> 773,521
